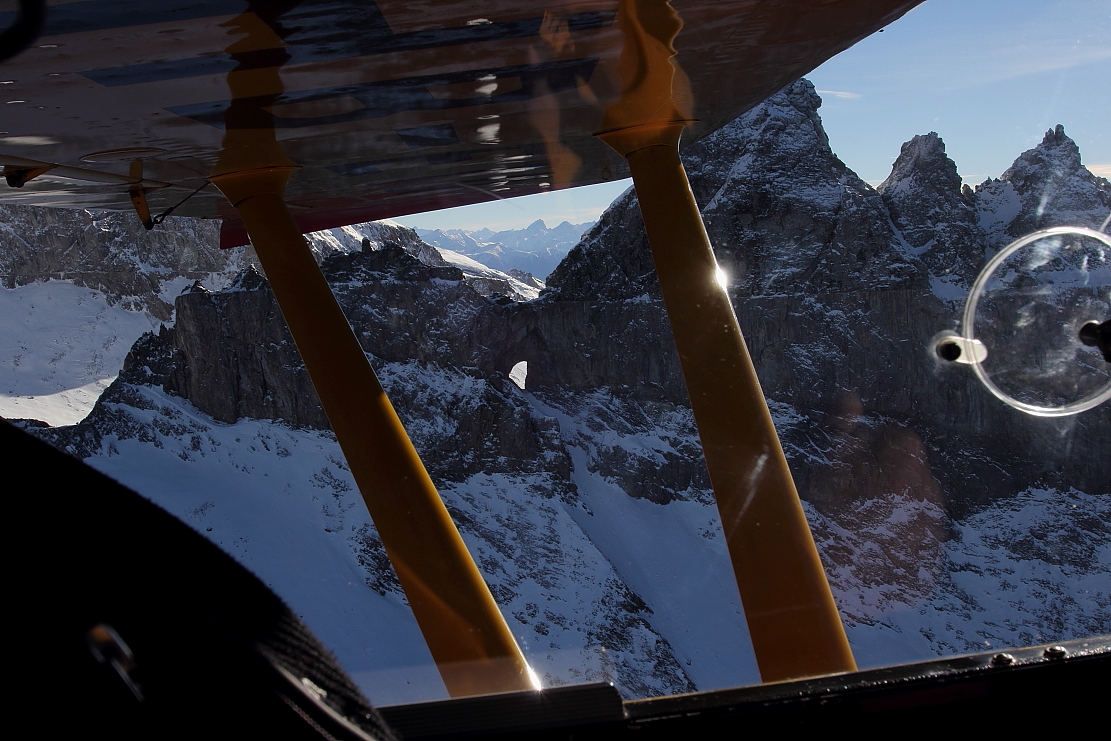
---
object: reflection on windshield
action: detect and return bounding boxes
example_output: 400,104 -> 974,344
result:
960,227 -> 1111,416
3,0 -> 1106,709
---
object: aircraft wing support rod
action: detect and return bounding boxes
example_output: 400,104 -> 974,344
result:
211,167 -> 536,698
595,0 -> 856,683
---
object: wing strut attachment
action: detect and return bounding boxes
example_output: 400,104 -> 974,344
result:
595,0 -> 856,683
211,166 -> 536,699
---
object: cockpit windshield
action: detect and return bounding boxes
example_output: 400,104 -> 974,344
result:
1,0 -> 1106,711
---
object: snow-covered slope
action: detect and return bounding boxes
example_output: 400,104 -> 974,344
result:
307,219 -> 543,301
38,335 -> 1109,704
44,360 -> 736,703
0,205 -> 233,320
15,79 -> 1111,708
1,213 -> 537,425
0,281 -> 162,424
808,486 -> 1110,667
0,208 -> 246,424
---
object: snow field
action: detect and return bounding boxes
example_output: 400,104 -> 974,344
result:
0,281 -> 162,424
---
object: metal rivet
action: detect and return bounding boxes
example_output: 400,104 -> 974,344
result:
990,652 -> 1014,667
1043,645 -> 1067,659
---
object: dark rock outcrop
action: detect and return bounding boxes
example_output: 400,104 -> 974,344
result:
29,80 -> 1110,695
976,125 -> 1111,248
0,205 -> 241,319
878,132 -> 984,286
101,246 -> 573,488
53,81 -> 1109,515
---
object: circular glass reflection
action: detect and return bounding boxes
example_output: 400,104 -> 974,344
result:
962,226 -> 1111,417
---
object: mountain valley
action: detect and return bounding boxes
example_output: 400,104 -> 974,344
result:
3,80 -> 1108,705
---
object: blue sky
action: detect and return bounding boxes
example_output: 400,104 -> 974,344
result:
808,0 -> 1110,185
394,0 -> 1109,232
392,180 -> 632,233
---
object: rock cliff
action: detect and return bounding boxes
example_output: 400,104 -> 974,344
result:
0,205 -> 239,320
17,80 -> 1110,702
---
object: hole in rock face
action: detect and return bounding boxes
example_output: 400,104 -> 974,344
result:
509,361 -> 528,390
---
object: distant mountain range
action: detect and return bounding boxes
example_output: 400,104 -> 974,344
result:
415,219 -> 594,281
0,213 -> 541,426
2,80 -> 1108,706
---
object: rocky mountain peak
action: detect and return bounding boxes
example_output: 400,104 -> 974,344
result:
306,219 -> 433,264
324,241 -> 465,286
14,78 -> 1109,702
225,264 -> 269,292
1010,124 -> 1085,177
985,124 -> 1110,239
879,132 -> 962,197
690,78 -> 833,192
551,79 -> 929,302
878,132 -> 982,284
542,187 -> 657,303
715,78 -> 830,154
181,279 -> 210,296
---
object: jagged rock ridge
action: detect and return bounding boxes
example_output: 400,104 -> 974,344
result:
0,205 -> 241,320
18,80 -> 1111,702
